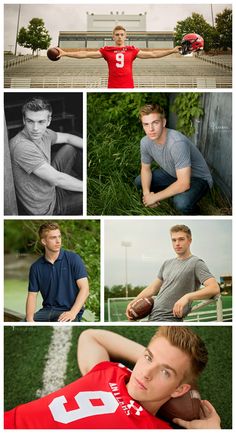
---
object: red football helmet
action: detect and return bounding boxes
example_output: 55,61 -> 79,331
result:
181,33 -> 204,55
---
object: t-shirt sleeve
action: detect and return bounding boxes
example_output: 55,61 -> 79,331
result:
157,262 -> 165,280
28,265 -> 40,292
195,260 -> 214,285
72,254 -> 88,280
12,139 -> 47,174
140,138 -> 153,164
170,139 -> 191,170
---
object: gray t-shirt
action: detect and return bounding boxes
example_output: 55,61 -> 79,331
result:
10,128 -> 57,215
140,128 -> 213,188
148,255 -> 214,322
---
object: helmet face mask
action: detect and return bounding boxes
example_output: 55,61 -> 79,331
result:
181,33 -> 204,55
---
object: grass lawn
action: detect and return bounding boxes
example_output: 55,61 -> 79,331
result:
4,279 -> 43,314
4,325 -> 232,429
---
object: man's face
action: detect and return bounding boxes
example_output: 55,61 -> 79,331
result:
113,30 -> 126,46
41,229 -> 62,253
141,112 -> 166,142
127,337 -> 191,414
23,110 -> 51,140
171,231 -> 192,257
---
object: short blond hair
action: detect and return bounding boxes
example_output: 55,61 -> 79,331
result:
112,25 -> 126,35
139,104 -> 166,121
38,222 -> 60,240
151,326 -> 208,384
170,224 -> 192,239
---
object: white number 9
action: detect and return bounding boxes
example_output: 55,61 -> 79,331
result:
49,391 -> 119,424
116,53 -> 124,68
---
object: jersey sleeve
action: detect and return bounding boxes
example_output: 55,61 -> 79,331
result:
170,139 -> 191,170
195,260 -> 214,285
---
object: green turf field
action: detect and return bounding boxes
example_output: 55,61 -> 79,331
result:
4,325 -> 232,428
105,296 -> 232,322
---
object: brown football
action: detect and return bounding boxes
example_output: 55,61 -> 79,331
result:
158,389 -> 201,422
128,297 -> 154,320
47,47 -> 60,61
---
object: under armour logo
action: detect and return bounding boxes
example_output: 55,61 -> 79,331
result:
127,400 -> 143,416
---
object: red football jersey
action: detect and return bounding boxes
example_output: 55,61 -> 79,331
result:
4,361 -> 171,429
99,46 -> 140,88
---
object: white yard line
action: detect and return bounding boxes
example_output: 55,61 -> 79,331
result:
36,327 -> 73,398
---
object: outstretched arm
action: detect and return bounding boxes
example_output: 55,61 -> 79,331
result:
137,46 -> 181,59
77,329 -> 145,375
56,47 -> 102,59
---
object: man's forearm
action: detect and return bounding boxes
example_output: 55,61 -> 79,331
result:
78,330 -> 145,375
55,172 -> 83,191
141,167 -> 152,195
70,282 -> 89,316
65,134 -> 83,149
26,293 -> 37,321
187,281 -> 220,302
154,179 -> 190,201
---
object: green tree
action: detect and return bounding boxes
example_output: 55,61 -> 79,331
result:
215,8 -> 232,50
17,18 -> 51,54
174,13 -> 214,51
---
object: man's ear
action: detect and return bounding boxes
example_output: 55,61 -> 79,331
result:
170,383 -> 191,399
47,115 -> 52,127
41,238 -> 46,246
163,118 -> 167,128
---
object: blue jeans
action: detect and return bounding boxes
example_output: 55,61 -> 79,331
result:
33,307 -> 85,322
135,168 -> 209,215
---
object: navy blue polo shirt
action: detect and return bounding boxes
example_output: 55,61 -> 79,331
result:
28,249 -> 88,310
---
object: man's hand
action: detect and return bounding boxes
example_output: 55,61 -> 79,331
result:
172,294 -> 190,318
173,400 -> 221,429
56,47 -> 65,58
125,302 -> 135,320
58,310 -> 77,322
142,192 -> 160,207
173,45 -> 182,53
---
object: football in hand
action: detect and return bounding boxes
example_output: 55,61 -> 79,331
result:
47,47 -> 60,61
128,297 -> 154,320
158,389 -> 201,421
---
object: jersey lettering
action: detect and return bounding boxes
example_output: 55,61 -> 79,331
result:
49,391 -> 119,424
116,53 -> 124,68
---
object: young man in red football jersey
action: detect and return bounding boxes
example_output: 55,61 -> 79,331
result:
56,25 -> 181,88
4,327 -> 221,429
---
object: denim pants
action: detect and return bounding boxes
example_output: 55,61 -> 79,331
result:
52,144 -> 83,215
135,168 -> 209,215
33,306 -> 85,322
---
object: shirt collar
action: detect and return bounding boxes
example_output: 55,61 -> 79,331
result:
41,248 -> 65,264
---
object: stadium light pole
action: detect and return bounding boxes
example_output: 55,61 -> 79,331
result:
14,4 -> 21,56
121,241 -> 132,298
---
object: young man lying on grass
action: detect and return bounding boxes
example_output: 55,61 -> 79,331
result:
5,326 -> 221,429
